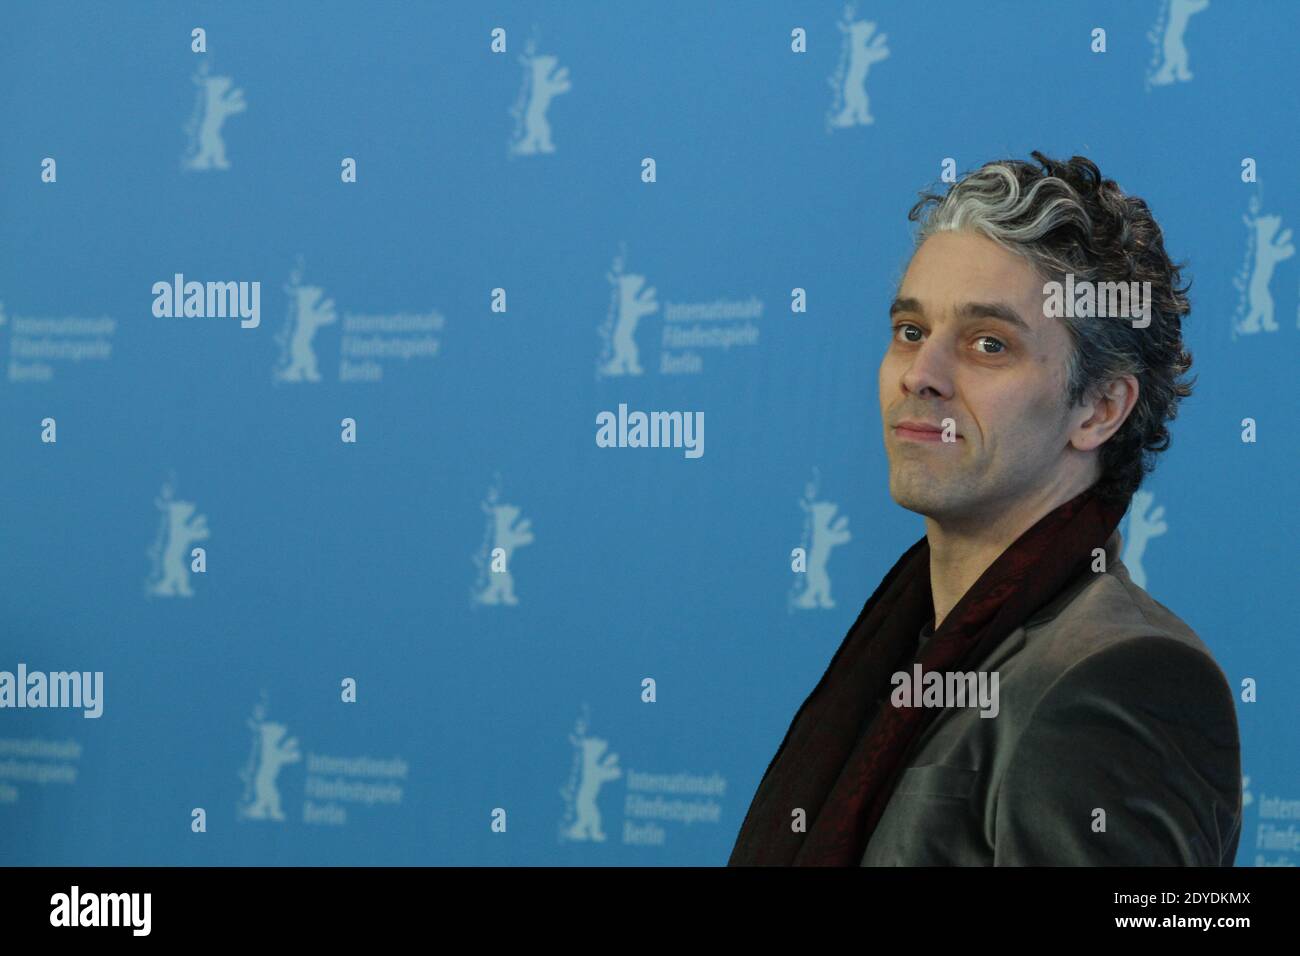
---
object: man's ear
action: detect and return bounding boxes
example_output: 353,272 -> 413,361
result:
1070,374 -> 1139,452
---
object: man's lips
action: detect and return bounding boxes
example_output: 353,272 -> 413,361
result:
893,420 -> 961,443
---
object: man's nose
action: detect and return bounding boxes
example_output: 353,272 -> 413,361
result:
899,338 -> 954,399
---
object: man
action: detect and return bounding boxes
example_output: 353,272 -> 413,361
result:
729,152 -> 1242,866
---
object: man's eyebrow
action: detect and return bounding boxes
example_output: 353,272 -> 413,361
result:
888,297 -> 1032,334
888,296 -> 922,318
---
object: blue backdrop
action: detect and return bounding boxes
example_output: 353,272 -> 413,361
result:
1,0 -> 1296,866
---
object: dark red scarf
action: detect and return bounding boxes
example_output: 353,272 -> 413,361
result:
728,485 -> 1129,866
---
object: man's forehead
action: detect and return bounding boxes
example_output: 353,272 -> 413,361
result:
901,231 -> 1047,300
909,228 -> 1038,276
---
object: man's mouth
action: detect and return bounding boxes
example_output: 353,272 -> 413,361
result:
893,420 -> 961,443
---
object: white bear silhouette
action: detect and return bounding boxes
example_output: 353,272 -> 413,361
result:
830,20 -> 890,128
1151,0 -> 1210,86
1121,490 -> 1167,590
474,503 -> 534,605
276,284 -> 338,382
562,735 -> 621,842
150,498 -> 209,597
794,500 -> 851,609
185,74 -> 246,170
599,273 -> 659,377
240,720 -> 301,821
1237,213 -> 1294,335
512,54 -> 571,155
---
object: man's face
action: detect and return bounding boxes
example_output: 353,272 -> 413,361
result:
878,230 -> 1079,524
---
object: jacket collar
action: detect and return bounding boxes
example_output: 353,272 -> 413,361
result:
1021,527 -> 1124,629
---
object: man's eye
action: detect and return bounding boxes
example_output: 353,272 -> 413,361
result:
975,336 -> 1006,354
893,323 -> 923,343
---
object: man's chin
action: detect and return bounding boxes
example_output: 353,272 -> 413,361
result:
888,477 -> 964,519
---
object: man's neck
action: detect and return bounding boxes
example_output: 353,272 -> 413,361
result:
925,482 -> 1091,630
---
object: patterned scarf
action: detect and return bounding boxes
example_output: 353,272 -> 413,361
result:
728,485 -> 1129,865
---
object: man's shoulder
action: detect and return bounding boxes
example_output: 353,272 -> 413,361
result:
985,555 -> 1240,766
1016,556 -> 1228,692
985,559 -> 1243,865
